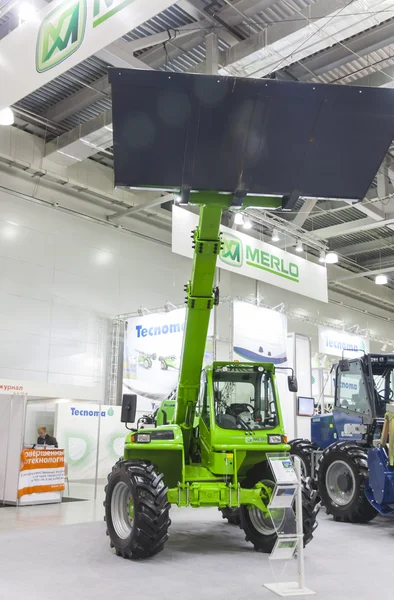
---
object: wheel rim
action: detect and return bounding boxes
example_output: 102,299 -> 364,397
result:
326,460 -> 356,506
111,481 -> 134,539
247,480 -> 283,535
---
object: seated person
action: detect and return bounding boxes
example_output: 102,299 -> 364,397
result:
37,426 -> 58,448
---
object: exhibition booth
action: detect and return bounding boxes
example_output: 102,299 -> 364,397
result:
0,294 -> 373,508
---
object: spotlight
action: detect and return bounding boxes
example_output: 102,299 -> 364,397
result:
295,240 -> 303,253
0,107 -> 14,126
243,217 -> 252,230
272,229 -> 279,242
325,252 -> 338,264
234,213 -> 244,226
19,2 -> 38,22
375,274 -> 388,285
319,251 -> 326,263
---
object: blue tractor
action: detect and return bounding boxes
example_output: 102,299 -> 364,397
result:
290,354 -> 394,522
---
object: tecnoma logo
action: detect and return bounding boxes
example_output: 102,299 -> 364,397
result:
70,407 -> 114,417
220,233 -> 243,267
36,0 -> 87,73
136,321 -> 185,338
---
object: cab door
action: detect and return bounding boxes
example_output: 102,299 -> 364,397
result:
333,359 -> 371,440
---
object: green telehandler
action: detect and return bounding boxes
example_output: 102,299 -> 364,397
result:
104,68 -> 394,559
105,194 -> 318,558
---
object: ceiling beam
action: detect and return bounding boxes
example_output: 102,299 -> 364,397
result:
358,255 -> 394,270
334,236 -> 394,256
95,42 -> 154,69
107,194 -> 175,221
292,199 -> 317,227
206,32 -> 219,75
331,266 -> 394,282
287,18 -> 394,82
220,0 -> 394,79
348,64 -> 394,89
313,216 -> 394,240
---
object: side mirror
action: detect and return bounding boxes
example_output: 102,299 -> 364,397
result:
121,394 -> 137,424
339,359 -> 350,372
288,376 -> 298,393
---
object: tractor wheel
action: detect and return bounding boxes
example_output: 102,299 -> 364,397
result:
316,441 -> 377,523
219,507 -> 241,525
289,438 -> 318,478
240,462 -> 319,553
104,460 -> 171,559
143,358 -> 151,369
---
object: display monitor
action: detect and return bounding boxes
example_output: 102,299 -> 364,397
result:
297,396 -> 315,417
109,69 -> 394,199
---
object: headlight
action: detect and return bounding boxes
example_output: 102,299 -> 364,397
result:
268,435 -> 282,444
135,433 -> 151,443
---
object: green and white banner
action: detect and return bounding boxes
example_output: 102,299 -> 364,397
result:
56,403 -> 127,480
233,301 -> 287,364
172,207 -> 328,303
0,0 -> 176,111
123,308 -> 213,413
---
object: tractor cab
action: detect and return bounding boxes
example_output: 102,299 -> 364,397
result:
311,354 -> 394,450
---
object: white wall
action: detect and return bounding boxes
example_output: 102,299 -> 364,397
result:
2,124 -> 394,404
2,182 -> 394,405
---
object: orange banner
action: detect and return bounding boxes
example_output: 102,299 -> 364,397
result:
18,448 -> 65,498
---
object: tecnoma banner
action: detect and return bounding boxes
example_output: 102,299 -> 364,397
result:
172,207 -> 328,303
318,326 -> 370,358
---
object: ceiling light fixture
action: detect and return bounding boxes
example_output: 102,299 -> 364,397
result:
271,229 -> 279,242
325,252 -> 338,264
174,195 -> 181,203
319,251 -> 326,263
243,217 -> 252,230
0,107 -> 14,126
19,2 -> 38,22
375,274 -> 388,285
234,212 -> 244,226
295,240 -> 303,253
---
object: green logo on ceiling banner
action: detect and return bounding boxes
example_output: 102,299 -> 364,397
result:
220,233 -> 243,267
36,0 -> 87,73
93,0 -> 136,28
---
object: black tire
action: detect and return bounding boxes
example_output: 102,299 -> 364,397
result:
316,441 -> 377,523
289,439 -> 318,478
104,460 -> 171,559
240,462 -> 319,553
219,506 -> 241,525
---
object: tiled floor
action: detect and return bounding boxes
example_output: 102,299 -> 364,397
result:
1,504 -> 394,600
0,490 -> 105,532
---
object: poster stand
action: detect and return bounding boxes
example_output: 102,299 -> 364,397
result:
264,455 -> 315,597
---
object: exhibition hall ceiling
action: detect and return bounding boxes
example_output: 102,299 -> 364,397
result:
2,0 -> 394,293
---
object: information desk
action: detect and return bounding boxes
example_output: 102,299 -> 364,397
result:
18,446 -> 65,506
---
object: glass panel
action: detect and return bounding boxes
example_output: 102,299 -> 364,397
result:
213,367 -> 277,430
95,405 -> 129,504
337,361 -> 370,414
54,400 -> 100,501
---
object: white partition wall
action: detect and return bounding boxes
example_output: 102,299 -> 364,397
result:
0,394 -> 27,505
287,334 -> 312,440
277,337 -> 295,440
